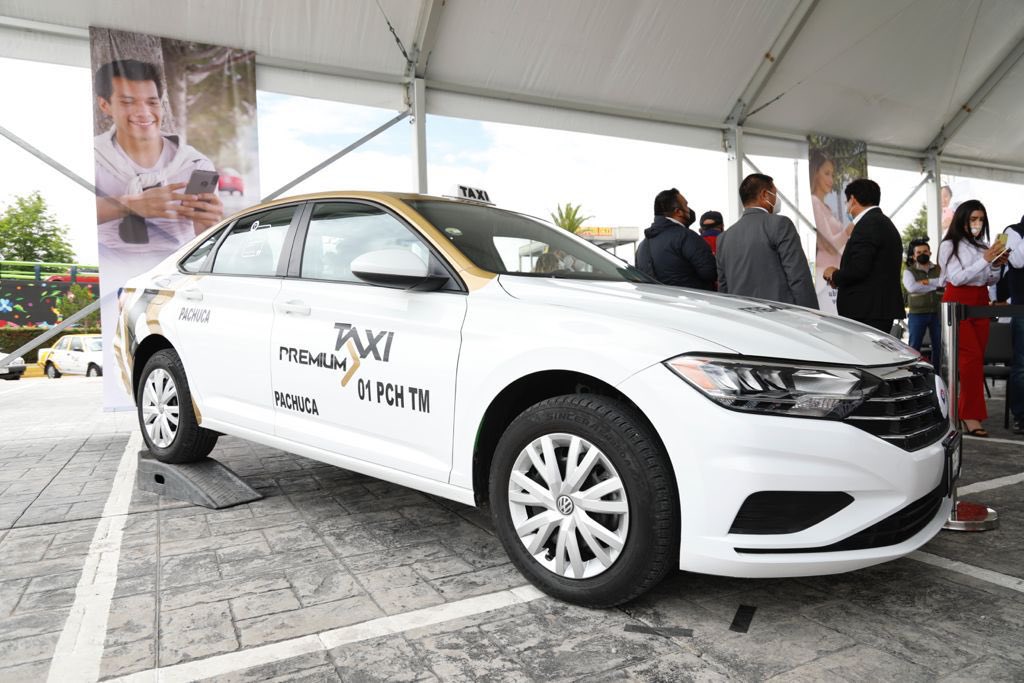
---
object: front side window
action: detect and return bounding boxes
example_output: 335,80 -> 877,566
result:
212,206 -> 294,276
56,338 -> 69,351
406,200 -> 650,282
300,202 -> 429,284
180,227 -> 226,273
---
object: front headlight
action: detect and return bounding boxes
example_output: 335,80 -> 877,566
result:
665,356 -> 880,419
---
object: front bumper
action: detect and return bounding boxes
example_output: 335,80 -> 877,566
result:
618,363 -> 950,578
0,364 -> 26,380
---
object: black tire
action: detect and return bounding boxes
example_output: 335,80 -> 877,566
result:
489,394 -> 678,607
136,348 -> 217,463
46,362 -> 61,379
86,364 -> 102,377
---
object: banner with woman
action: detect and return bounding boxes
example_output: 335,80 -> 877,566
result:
807,135 -> 868,313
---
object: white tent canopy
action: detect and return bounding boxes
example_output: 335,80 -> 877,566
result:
1,0 -> 1022,183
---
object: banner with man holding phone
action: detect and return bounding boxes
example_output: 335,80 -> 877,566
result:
90,27 -> 259,408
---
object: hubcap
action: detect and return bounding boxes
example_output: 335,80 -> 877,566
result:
141,368 -> 179,448
507,433 -> 629,580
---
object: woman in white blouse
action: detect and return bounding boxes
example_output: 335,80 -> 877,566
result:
938,200 -> 1011,437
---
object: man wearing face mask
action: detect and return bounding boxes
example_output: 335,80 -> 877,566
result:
823,179 -> 905,333
635,188 -> 716,290
903,237 -> 943,364
716,174 -> 817,307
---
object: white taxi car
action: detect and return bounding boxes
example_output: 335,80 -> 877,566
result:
115,191 -> 957,607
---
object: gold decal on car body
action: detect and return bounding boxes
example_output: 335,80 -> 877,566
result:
340,340 -> 360,388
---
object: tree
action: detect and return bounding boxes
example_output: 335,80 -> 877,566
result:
550,203 -> 592,233
902,204 -> 929,248
0,192 -> 76,263
57,284 -> 101,327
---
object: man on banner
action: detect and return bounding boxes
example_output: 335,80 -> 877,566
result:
93,59 -> 223,269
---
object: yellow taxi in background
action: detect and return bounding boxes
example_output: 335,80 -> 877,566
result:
37,334 -> 103,378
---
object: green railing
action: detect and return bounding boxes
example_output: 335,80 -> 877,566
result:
0,261 -> 100,284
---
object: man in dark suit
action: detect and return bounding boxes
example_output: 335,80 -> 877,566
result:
823,179 -> 905,332
636,188 -> 716,290
716,174 -> 817,308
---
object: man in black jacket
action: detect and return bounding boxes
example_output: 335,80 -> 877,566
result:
822,178 -> 905,332
636,188 -> 716,290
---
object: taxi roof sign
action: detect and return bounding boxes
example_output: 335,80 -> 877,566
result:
453,185 -> 493,205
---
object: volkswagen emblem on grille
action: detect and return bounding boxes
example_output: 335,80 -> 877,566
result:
556,495 -> 575,515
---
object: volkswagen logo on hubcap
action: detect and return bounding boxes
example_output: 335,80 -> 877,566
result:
556,495 -> 574,515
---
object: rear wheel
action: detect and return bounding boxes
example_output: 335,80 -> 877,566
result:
86,364 -> 102,377
489,395 -> 678,607
46,363 -> 61,379
137,349 -> 217,463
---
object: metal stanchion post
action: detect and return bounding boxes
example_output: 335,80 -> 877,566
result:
942,301 -> 998,531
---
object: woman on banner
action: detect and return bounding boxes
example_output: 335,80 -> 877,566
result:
938,200 -> 1011,437
810,150 -> 852,271
810,150 -> 853,310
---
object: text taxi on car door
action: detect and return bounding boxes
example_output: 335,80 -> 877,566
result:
115,187 -> 959,607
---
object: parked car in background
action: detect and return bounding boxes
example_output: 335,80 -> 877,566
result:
0,349 -> 26,380
45,266 -> 100,284
38,334 -> 103,378
218,168 -> 245,195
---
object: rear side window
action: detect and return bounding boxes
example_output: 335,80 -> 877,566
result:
70,338 -> 83,352
300,202 -> 429,284
180,228 -> 226,273
212,206 -> 294,276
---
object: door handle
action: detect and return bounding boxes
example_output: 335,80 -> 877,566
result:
182,288 -> 204,302
277,300 -> 310,316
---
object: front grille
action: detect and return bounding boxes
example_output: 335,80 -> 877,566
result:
735,473 -> 946,554
844,363 -> 947,451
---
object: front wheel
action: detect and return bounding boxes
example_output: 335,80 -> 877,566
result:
137,349 -> 217,463
46,363 -> 61,379
489,395 -> 678,607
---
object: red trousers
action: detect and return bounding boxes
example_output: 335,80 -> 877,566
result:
942,284 -> 990,421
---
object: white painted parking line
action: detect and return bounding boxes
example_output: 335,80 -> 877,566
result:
0,378 -> 42,397
46,431 -> 142,683
957,472 -> 1024,496
909,551 -> 1024,595
964,435 -> 1024,446
108,584 -> 545,683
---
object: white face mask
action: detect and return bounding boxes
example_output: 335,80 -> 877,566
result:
767,191 -> 782,215
969,225 -> 984,237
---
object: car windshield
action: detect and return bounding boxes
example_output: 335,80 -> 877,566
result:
406,200 -> 652,283
88,339 -> 102,351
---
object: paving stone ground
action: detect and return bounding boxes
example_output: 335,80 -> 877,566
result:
1,376 -> 1022,681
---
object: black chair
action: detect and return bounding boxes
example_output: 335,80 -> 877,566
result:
983,321 -> 1014,429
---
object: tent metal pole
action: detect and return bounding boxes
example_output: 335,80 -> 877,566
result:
412,78 -> 428,193
924,154 -> 943,248
261,110 -> 410,202
888,172 -> 930,222
742,154 -> 819,238
926,32 -> 1024,154
727,0 -> 820,125
0,123 -> 97,195
724,126 -> 745,227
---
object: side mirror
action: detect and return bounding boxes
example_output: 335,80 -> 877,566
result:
350,249 -> 450,291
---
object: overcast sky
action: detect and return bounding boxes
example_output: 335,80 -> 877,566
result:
1,55 -> 1020,267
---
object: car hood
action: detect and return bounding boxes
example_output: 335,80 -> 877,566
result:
498,277 -> 919,367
